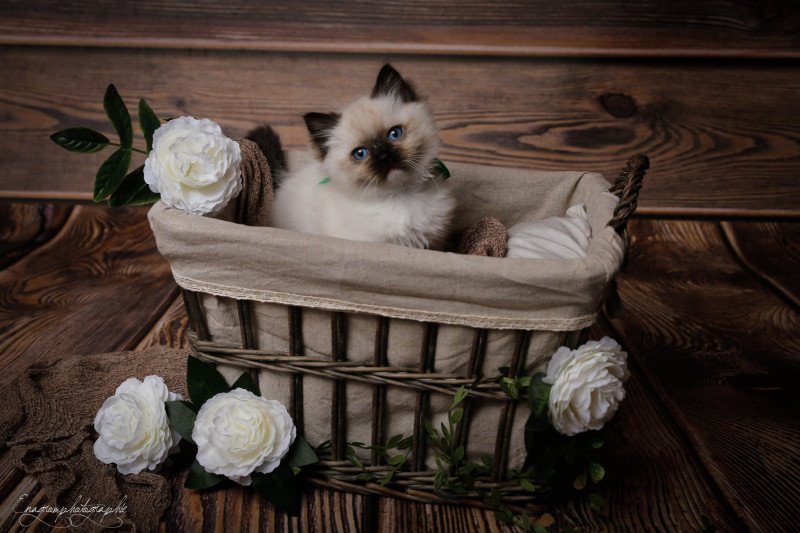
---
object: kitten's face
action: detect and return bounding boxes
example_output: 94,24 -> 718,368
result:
304,65 -> 440,194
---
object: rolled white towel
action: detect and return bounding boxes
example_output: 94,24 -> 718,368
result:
506,204 -> 591,259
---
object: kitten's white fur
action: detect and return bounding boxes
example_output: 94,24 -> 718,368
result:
271,95 -> 454,249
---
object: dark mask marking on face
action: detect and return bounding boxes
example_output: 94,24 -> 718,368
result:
368,138 -> 405,179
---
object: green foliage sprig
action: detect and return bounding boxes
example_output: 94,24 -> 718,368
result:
344,433 -> 413,486
50,84 -> 161,206
165,356 -> 319,516
496,365 -> 532,400
422,386 -> 552,531
424,386 -> 476,492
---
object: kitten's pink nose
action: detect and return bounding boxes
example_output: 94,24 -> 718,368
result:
386,168 -> 403,182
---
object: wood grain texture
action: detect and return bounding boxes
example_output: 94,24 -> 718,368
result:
0,203 -> 178,389
2,47 -> 800,216
0,204 -> 71,270
0,454 -> 24,504
135,295 -> 191,351
607,219 -> 800,532
720,221 -> 800,308
160,448 -> 370,532
0,475 -> 39,532
1,0 -> 799,58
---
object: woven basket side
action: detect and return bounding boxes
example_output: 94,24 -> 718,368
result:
183,291 -> 588,509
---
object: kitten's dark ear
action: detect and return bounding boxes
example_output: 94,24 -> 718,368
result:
372,64 -> 418,103
303,112 -> 340,156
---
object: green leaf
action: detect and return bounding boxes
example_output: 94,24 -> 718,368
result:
108,165 -> 159,207
165,400 -> 197,444
453,386 -> 469,406
252,466 -> 301,516
185,460 -> 224,490
50,127 -> 110,153
230,371 -> 261,396
386,434 -> 403,449
523,373 -> 552,468
527,373 -> 551,419
480,454 -> 493,469
433,159 -> 451,180
283,436 -> 318,469
588,492 -> 608,516
318,177 -> 331,185
356,472 -> 374,481
93,148 -> 132,202
501,378 -> 519,399
589,461 -> 605,483
453,445 -> 465,462
388,454 -> 407,466
589,435 -> 604,449
347,453 -> 363,469
519,478 -> 536,492
187,356 -> 230,408
315,440 -> 331,453
138,99 -> 160,152
104,84 -> 133,148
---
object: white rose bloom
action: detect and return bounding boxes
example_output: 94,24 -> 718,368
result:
93,376 -> 183,475
192,389 -> 296,486
144,116 -> 242,215
544,336 -> 628,436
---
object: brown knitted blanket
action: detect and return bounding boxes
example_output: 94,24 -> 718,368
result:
0,347 -> 190,532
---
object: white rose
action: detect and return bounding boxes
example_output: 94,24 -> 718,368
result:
93,376 -> 183,474
144,116 -> 242,215
544,336 -> 628,436
192,389 -> 296,486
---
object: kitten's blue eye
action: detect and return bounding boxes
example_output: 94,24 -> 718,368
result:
387,126 -> 403,142
352,147 -> 369,160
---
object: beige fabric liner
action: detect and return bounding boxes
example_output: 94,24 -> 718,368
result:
149,161 -> 624,331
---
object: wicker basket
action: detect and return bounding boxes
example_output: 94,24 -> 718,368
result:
151,153 -> 648,510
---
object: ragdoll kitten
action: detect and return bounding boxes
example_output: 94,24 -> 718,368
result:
247,64 -> 454,249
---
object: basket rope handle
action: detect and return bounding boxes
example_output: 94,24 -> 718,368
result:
607,153 -> 650,235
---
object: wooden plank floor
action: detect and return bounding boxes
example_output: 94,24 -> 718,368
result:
0,202 -> 798,531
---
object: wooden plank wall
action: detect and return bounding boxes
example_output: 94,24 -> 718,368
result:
1,0 -> 799,217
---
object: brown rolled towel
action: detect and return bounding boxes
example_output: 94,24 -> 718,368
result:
457,216 -> 508,257
234,138 -> 274,226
